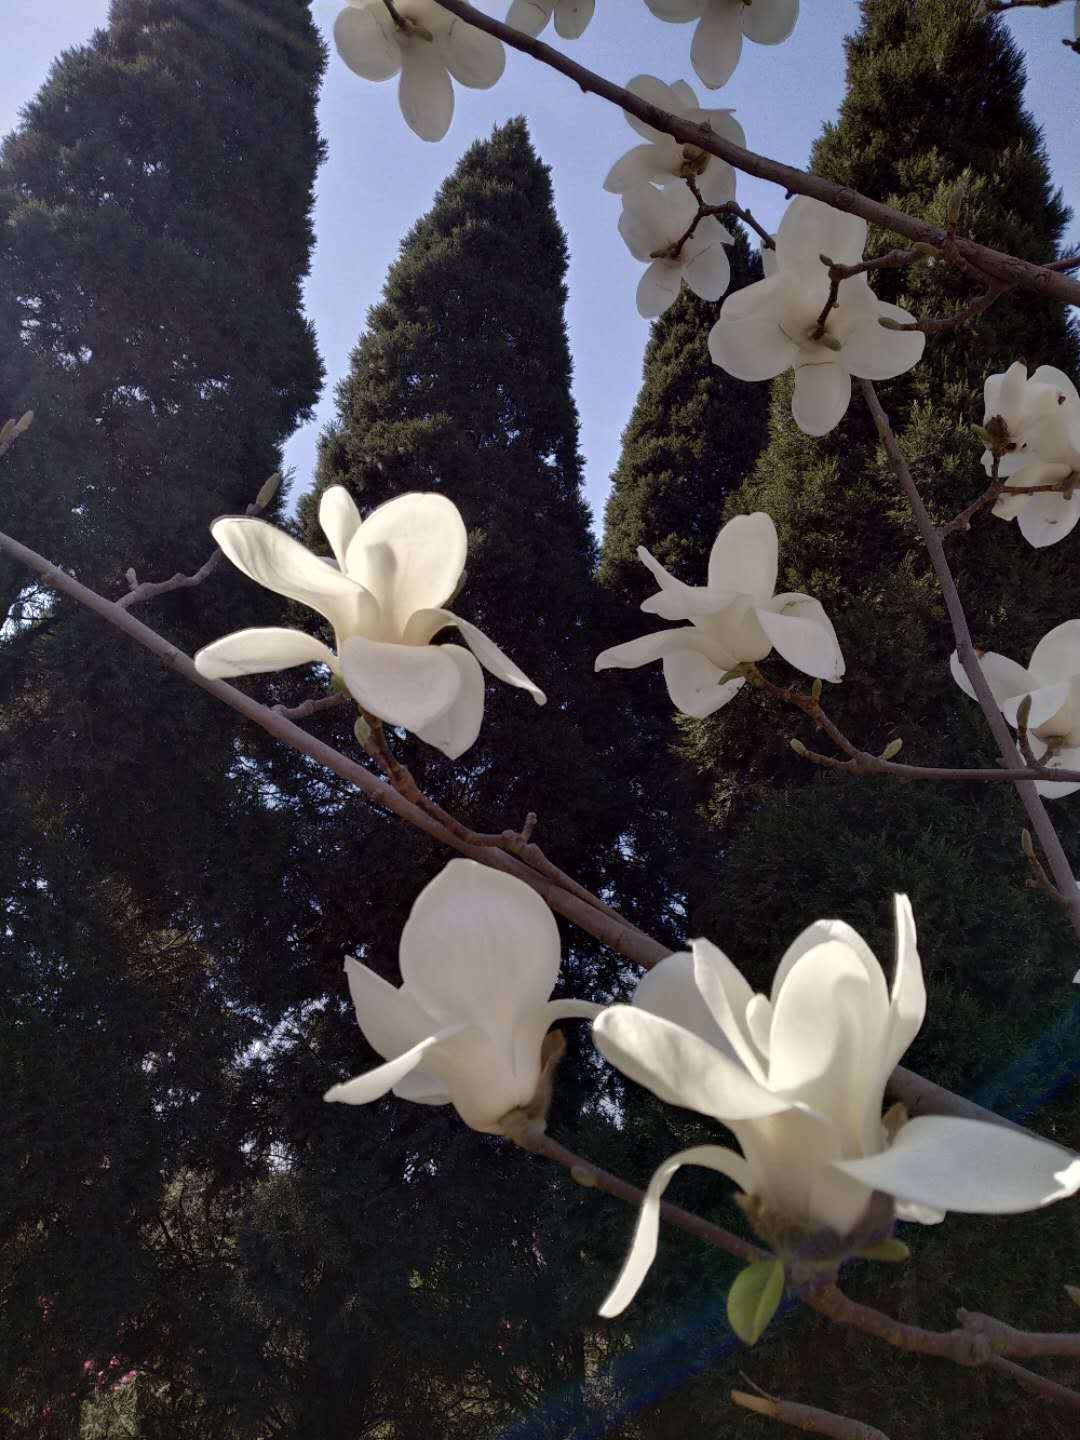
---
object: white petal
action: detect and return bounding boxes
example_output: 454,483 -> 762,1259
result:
1029,619 -> 1080,686
1032,738 -> 1080,800
1030,364 -> 1080,409
592,1007 -> 792,1124
832,1117 -> 1080,1215
637,259 -> 683,318
334,5 -> 401,81
194,627 -> 335,680
769,918 -> 882,1009
777,196 -> 866,272
756,594 -> 845,681
210,517 -> 380,641
603,144 -> 677,195
412,644 -> 485,759
842,305 -> 926,380
684,235 -> 731,303
320,486 -> 363,570
554,0 -> 595,38
949,648 -> 1034,710
595,627 -> 704,673
401,858 -> 561,1041
599,1144 -> 752,1318
632,951 -> 738,1056
324,1025 -> 468,1106
398,43 -> 454,142
506,0 -> 550,37
443,18 -> 505,89
741,0 -> 799,44
639,544 -> 736,620
403,607 -> 545,703
1017,489 -> 1080,549
347,492 -> 467,635
697,157 -> 737,207
998,682 -> 1071,732
691,1 -> 742,89
617,183 -> 673,260
709,311 -> 798,382
663,648 -> 745,717
707,512 -> 778,599
344,957 -> 437,1060
691,937 -> 766,1080
792,362 -> 852,436
339,636 -> 464,731
624,74 -> 680,143
391,1070 -> 452,1104
511,996 -> 606,1104
687,105 -> 745,150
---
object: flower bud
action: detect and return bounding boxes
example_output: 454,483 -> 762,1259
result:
881,738 -> 903,760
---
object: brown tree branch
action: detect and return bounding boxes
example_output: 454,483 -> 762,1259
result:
731,1388 -> 890,1440
432,0 -> 1080,308
958,1309 -> 1080,1359
858,379 -> 1080,951
272,692 -> 351,723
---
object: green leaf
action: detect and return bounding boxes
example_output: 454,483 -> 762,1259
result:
727,1258 -> 784,1345
857,1239 -> 911,1263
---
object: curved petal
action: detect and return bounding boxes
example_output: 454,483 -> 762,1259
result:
691,1 -> 742,89
639,544 -> 736,620
347,492 -> 467,634
949,648 -> 1033,711
744,994 -> 772,1056
339,636 -> 464,731
709,311 -> 798,382
401,858 -> 561,1040
842,306 -> 925,380
412,644 -> 485,759
742,0 -> 799,44
624,74 -> 681,143
632,951 -> 738,1056
344,957 -> 437,1061
324,1025 -> 468,1106
595,627 -> 702,673
599,1144 -> 753,1317
554,0 -> 595,38
687,105 -> 745,150
334,5 -> 402,81
684,236 -> 731,303
860,895 -> 925,1151
637,259 -> 683,318
998,682 -> 1071,731
617,183 -> 673,260
592,1006 -> 793,1123
603,144 -> 676,194
320,486 -> 363,570
691,937 -> 766,1081
663,648 -> 745,717
194,627 -> 335,680
696,158 -> 737,207
720,271 -> 785,323
1017,488 -> 1080,549
769,918 -> 883,1010
511,997 -> 606,1109
210,516 -> 379,641
398,43 -> 454,142
506,0 -> 550,37
832,1117 -> 1080,1216
756,595 -> 845,681
1030,736 -> 1080,800
392,1070 -> 452,1104
443,18 -> 505,88
1030,364 -> 1080,409
707,512 -> 778,600
777,196 -> 866,272
1030,620 -> 1080,686
791,362 -> 851,437
403,607 -> 545,703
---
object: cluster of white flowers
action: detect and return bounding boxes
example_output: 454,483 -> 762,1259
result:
981,361 -> 1080,548
642,0 -> 799,91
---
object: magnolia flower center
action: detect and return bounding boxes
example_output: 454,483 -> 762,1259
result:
677,144 -> 710,179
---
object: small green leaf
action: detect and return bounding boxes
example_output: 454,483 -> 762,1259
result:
857,1239 -> 911,1263
881,738 -> 903,761
727,1258 -> 784,1346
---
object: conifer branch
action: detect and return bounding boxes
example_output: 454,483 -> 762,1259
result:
117,472 -> 281,611
858,379 -> 1080,949
731,1388 -> 891,1440
431,0 -> 1080,308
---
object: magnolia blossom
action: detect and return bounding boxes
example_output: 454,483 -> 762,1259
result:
981,361 -> 1080,548
594,513 -> 844,718
603,75 -> 742,208
643,0 -> 799,90
618,183 -> 733,318
592,898 -> 1080,1316
194,488 -> 545,760
709,196 -> 925,436
950,622 -> 1080,799
334,0 -> 504,142
324,860 -> 601,1134
507,0 -> 594,38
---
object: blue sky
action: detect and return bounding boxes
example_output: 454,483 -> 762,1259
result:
3,2 -> 1077,524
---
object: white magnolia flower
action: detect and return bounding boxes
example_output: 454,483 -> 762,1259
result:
334,0 -> 504,142
950,622 -> 1080,799
507,0 -> 594,38
981,361 -> 1080,548
709,196 -> 926,436
618,183 -> 733,318
643,0 -> 799,91
324,860 -> 602,1134
603,75 -> 743,208
194,488 -> 545,760
593,897 -> 1080,1316
594,513 -> 844,718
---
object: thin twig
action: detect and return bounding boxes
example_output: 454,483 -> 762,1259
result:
272,692 -> 350,723
958,1309 -> 1080,1359
731,1389 -> 890,1440
431,0 -> 1080,308
117,472 -> 280,610
859,379 -> 1080,952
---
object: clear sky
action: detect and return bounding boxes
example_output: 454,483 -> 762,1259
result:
3,1 -> 1077,525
